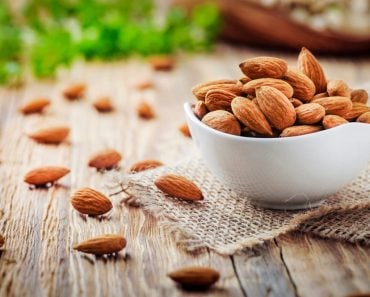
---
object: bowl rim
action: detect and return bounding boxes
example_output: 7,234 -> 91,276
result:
184,102 -> 369,143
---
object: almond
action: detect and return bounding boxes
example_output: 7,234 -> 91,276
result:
343,102 -> 370,120
63,83 -> 86,100
351,89 -> 368,104
28,125 -> 70,144
179,122 -> 191,138
134,80 -> 154,90
323,115 -> 348,129
137,101 -> 155,119
290,98 -> 303,107
283,69 -> 316,102
192,81 -> 242,101
231,96 -> 272,136
0,234 -> 4,248
168,266 -> 220,289
24,166 -> 70,186
298,47 -> 327,93
71,188 -> 113,216
313,92 -> 329,99
205,89 -> 236,112
295,103 -> 325,124
154,174 -> 203,201
19,98 -> 50,114
256,86 -> 296,130
242,78 -> 293,98
73,234 -> 126,255
149,55 -> 174,71
327,80 -> 351,97
129,160 -> 163,173
357,111 -> 370,124
88,149 -> 122,170
312,96 -> 352,116
93,97 -> 114,112
239,57 -> 288,79
280,125 -> 321,137
193,101 -> 208,120
201,110 -> 241,135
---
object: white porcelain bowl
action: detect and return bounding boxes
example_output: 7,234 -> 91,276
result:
184,103 -> 370,210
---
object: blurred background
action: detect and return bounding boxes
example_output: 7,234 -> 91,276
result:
1,0 -> 369,86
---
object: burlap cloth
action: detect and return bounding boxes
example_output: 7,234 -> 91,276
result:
107,149 -> 370,255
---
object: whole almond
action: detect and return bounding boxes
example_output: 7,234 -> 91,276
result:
295,103 -> 325,124
298,47 -> 327,93
71,188 -> 113,216
283,69 -> 316,102
242,78 -> 293,98
290,98 -> 303,107
313,92 -> 329,99
351,89 -> 368,104
327,80 -> 351,97
239,57 -> 288,79
312,96 -> 352,116
19,98 -> 50,114
0,234 -> 4,248
137,101 -> 155,119
280,125 -> 321,137
343,102 -> 370,120
134,80 -> 154,90
168,266 -> 220,289
201,110 -> 241,135
149,55 -> 174,71
179,122 -> 191,138
256,86 -> 296,130
28,126 -> 70,144
193,82 -> 242,101
357,111 -> 370,124
63,83 -> 86,100
193,101 -> 208,120
205,89 -> 236,112
129,160 -> 163,173
154,174 -> 203,201
24,166 -> 70,186
93,97 -> 114,112
88,149 -> 122,170
74,234 -> 126,255
231,97 -> 273,136
192,79 -> 237,101
323,115 -> 348,129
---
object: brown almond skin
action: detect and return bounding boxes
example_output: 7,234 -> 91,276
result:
313,92 -> 329,99
312,96 -> 353,116
168,266 -> 220,289
343,103 -> 370,120
323,115 -> 348,129
149,55 -> 174,71
193,82 -> 242,101
129,160 -> 163,173
280,125 -> 321,137
179,122 -> 191,138
192,79 -> 237,101
242,78 -> 293,98
88,149 -> 122,170
238,76 -> 251,85
63,83 -> 86,100
205,89 -> 236,112
71,188 -> 113,216
154,174 -> 203,201
283,69 -> 316,102
295,103 -> 325,125
137,101 -> 155,119
193,101 -> 208,120
256,86 -> 296,130
74,234 -> 126,255
327,80 -> 351,97
231,96 -> 273,136
298,47 -> 327,93
19,98 -> 50,114
357,111 -> 370,124
93,97 -> 114,112
28,126 -> 70,144
290,98 -> 303,107
351,89 -> 368,104
239,57 -> 288,79
201,110 -> 241,136
24,166 -> 70,186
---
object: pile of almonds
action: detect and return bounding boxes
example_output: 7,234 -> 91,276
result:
192,47 -> 370,138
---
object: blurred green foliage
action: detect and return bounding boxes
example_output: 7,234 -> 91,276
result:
0,0 -> 221,84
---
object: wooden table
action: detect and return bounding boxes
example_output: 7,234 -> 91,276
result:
0,44 -> 369,297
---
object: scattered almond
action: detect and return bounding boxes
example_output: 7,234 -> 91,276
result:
343,102 -> 370,120
71,188 -> 113,216
19,97 -> 50,114
154,174 -> 203,201
357,112 -> 370,124
243,78 -> 293,98
63,83 -> 86,100
88,149 -> 122,170
239,57 -> 288,79
280,125 -> 321,137
28,125 -> 70,144
135,80 -> 154,90
192,81 -> 242,101
205,89 -> 236,112
73,234 -> 126,255
312,96 -> 352,116
201,110 -> 241,136
129,160 -> 163,173
167,266 -> 220,289
93,97 -> 114,112
313,92 -> 329,99
24,166 -> 70,186
179,122 -> 191,138
283,69 -> 316,102
351,89 -> 368,104
137,101 -> 155,119
327,80 -> 351,97
323,115 -> 348,129
290,98 -> 303,107
193,101 -> 208,120
295,103 -> 326,125
149,55 -> 174,71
